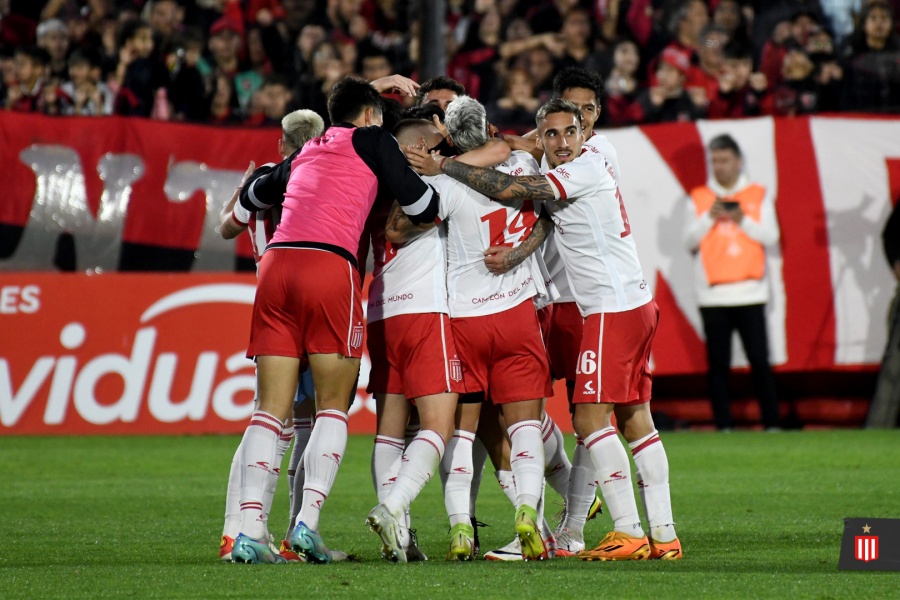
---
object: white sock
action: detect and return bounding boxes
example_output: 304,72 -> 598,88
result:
287,417 -> 313,535
507,420 -> 544,510
562,436 -> 596,536
238,410 -> 282,540
630,430 -> 676,543
470,436 -> 488,517
542,413 -> 571,498
222,437 -> 245,539
496,470 -> 518,507
584,426 -> 644,538
372,435 -> 405,502
405,422 -> 420,448
384,430 -> 445,516
441,430 -> 474,527
260,421 -> 291,529
296,409 -> 348,532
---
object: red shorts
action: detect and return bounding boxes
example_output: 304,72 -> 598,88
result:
537,304 -> 553,346
248,248 -> 365,359
367,312 -> 465,399
548,301 -> 584,383
450,300 -> 553,404
573,301 -> 658,405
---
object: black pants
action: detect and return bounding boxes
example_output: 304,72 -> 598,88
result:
700,304 -> 780,429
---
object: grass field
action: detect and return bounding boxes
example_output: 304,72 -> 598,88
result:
1,431 -> 898,598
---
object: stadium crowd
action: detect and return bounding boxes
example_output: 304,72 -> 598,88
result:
1,0 -> 899,132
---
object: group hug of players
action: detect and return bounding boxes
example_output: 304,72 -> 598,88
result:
215,66 -> 681,565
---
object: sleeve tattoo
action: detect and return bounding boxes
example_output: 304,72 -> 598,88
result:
442,160 -> 556,202
497,213 -> 553,271
385,200 -> 436,243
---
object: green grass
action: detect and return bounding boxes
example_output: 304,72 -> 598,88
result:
1,431 -> 898,598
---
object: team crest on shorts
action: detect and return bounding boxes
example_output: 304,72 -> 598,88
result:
350,325 -> 364,349
449,359 -> 463,382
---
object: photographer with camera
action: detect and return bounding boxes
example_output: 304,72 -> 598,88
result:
684,134 -> 782,431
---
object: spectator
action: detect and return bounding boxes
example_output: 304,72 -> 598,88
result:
207,15 -> 243,81
523,45 -> 556,101
604,37 -> 642,127
113,19 -> 170,117
0,46 -> 14,105
360,50 -> 392,84
708,41 -> 772,119
713,0 -> 752,50
257,73 -> 293,125
36,18 -> 68,81
147,0 -> 185,56
760,8 -> 823,88
840,1 -> 900,113
630,46 -> 707,123
294,39 -> 346,123
291,23 -> 327,82
61,47 -> 113,116
683,134 -> 782,432
772,45 -> 841,116
651,0 -> 709,90
208,71 -> 242,125
235,25 -> 272,111
168,27 -> 207,121
556,8 -> 606,73
5,45 -> 49,112
695,23 -> 731,101
486,67 -> 540,134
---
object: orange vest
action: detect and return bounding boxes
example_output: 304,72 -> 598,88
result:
690,184 -> 767,286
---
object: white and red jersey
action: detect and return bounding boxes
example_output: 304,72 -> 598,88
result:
435,151 -> 547,318
367,219 -> 449,322
540,133 -> 621,305
543,144 -> 651,315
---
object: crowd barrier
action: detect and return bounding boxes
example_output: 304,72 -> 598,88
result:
2,112 -> 898,434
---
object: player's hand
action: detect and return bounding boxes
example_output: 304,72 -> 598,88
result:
432,114 -> 449,138
483,246 -> 516,274
406,146 -> 443,176
370,74 -> 420,97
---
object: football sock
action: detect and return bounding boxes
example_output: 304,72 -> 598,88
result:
295,409 -> 348,532
372,435 -> 405,502
629,430 -> 676,543
222,436 -> 245,539
562,436 -> 596,536
384,430 -> 445,517
507,420 -> 544,510
405,422 -> 420,448
441,429 -> 474,527
496,470 -> 518,507
542,413 -> 571,498
238,410 -> 282,541
470,435 -> 488,517
287,417 -> 313,537
584,426 -> 644,538
261,421 -> 291,526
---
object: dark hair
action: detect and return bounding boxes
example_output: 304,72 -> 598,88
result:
67,47 -> 100,68
15,45 -> 51,67
552,66 -> 604,106
261,74 -> 290,89
708,133 -> 742,157
722,40 -> 751,62
848,1 -> 897,53
403,103 -> 445,123
117,19 -> 151,49
380,96 -> 404,132
536,98 -> 582,128
327,76 -> 384,124
416,75 -> 465,106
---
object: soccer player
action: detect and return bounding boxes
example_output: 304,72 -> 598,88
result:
415,75 -> 466,111
365,119 -> 511,563
393,96 -> 557,561
407,98 -> 682,561
543,67 -> 617,557
216,108 -> 324,563
228,76 -> 440,564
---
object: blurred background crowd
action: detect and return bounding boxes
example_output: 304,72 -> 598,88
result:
1,0 -> 898,133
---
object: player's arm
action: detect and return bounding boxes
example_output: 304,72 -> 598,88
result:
407,146 -> 556,202
361,128 -> 440,225
455,138 -> 511,167
483,209 -> 553,275
384,199 -> 437,244
237,151 -> 295,212
218,161 -> 256,239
